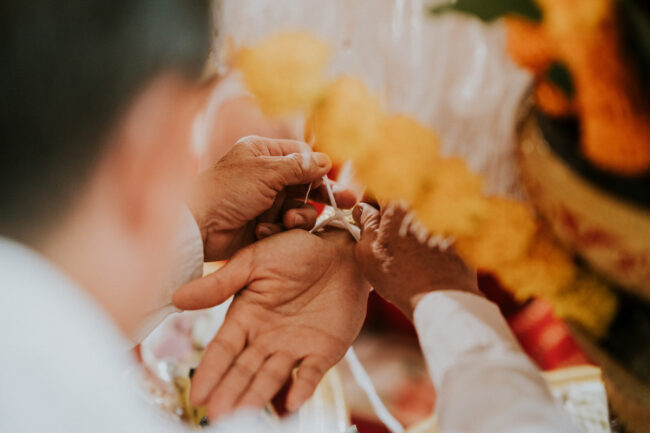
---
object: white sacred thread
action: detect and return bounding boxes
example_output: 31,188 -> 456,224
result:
309,173 -> 403,433
344,348 -> 404,433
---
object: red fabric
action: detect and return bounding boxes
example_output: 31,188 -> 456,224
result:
364,291 -> 417,337
352,416 -> 392,433
507,299 -> 591,369
478,273 -> 522,317
364,279 -> 590,370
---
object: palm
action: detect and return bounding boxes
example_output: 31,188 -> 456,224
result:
174,230 -> 369,420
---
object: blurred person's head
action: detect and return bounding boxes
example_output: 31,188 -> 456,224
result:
0,1 -> 210,336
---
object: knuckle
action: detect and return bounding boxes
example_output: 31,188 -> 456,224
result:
254,162 -> 284,191
211,337 -> 238,359
247,344 -> 266,362
242,389 -> 266,407
231,360 -> 254,379
266,364 -> 290,385
236,134 -> 261,147
283,154 -> 306,181
298,363 -> 325,384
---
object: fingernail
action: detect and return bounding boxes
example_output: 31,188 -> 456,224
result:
286,399 -> 298,413
287,395 -> 305,413
312,152 -> 331,169
352,205 -> 362,221
293,214 -> 306,226
257,224 -> 273,238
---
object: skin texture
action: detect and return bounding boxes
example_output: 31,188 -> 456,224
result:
188,136 -> 357,261
353,203 -> 480,319
173,229 -> 370,420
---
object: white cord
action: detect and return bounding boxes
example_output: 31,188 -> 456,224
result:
313,175 -> 404,433
344,348 -> 404,433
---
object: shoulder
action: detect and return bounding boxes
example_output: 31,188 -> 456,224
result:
0,239 -> 171,432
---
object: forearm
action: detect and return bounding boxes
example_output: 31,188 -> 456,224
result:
414,291 -> 580,433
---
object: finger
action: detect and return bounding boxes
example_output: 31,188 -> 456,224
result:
190,318 -> 247,406
353,203 -> 380,242
285,356 -> 329,412
379,202 -> 408,227
257,190 -> 286,225
256,223 -> 283,239
331,187 -> 358,209
172,247 -> 254,310
283,203 -> 318,230
206,345 -> 267,420
353,203 -> 382,265
264,152 -> 331,188
378,203 -> 412,237
236,352 -> 296,411
236,135 -> 311,157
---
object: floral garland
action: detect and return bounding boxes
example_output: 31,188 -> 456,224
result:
232,31 -> 617,337
434,0 -> 650,176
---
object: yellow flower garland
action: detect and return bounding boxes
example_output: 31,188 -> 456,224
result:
233,31 -> 618,337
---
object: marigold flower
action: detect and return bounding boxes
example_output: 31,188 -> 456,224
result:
355,114 -> 439,203
236,32 -> 329,115
551,272 -> 618,338
496,232 -> 576,302
456,197 -> 537,270
308,76 -> 383,163
414,158 -> 487,237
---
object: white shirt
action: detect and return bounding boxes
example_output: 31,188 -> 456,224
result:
0,237 -> 185,433
414,292 -> 581,433
0,230 -> 335,433
0,215 -> 580,433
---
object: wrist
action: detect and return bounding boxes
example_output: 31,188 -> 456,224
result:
409,293 -> 429,315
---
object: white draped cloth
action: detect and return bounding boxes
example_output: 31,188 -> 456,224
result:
213,0 -> 532,199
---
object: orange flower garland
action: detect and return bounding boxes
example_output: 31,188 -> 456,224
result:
506,0 -> 650,175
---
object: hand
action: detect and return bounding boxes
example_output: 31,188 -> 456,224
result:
188,136 -> 357,261
353,203 -> 479,319
172,229 -> 370,419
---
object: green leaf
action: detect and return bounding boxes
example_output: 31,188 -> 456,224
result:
546,62 -> 575,97
430,0 -> 542,22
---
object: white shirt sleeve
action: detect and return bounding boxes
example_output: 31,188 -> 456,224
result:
165,207 -> 205,293
130,208 -> 205,343
413,291 -> 581,433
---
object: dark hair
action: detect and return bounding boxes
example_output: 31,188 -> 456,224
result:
0,1 -> 211,242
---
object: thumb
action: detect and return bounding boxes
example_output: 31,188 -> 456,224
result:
265,152 -> 332,188
353,203 -> 380,244
172,247 -> 254,310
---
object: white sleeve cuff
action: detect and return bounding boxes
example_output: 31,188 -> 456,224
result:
413,291 -> 522,388
170,207 -> 205,287
130,208 -> 204,343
